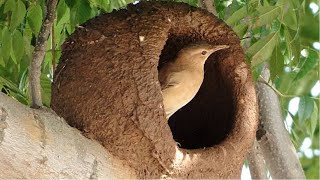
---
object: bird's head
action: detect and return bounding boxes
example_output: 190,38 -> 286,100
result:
177,42 -> 229,65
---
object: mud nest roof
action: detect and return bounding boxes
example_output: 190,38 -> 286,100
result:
51,1 -> 258,179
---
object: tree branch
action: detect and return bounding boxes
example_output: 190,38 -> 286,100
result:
247,140 -> 268,179
0,93 -> 137,179
29,0 -> 58,108
256,66 -> 306,179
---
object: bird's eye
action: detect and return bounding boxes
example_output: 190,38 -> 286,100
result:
201,51 -> 207,55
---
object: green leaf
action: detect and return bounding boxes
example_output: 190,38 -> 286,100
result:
247,32 -> 279,67
282,8 -> 297,30
226,6 -> 247,26
0,28 -> 6,66
233,24 -> 248,37
65,0 -> 79,9
291,128 -> 299,147
1,27 -> 12,62
308,101 -> 318,138
0,75 -> 29,104
0,0 -> 5,6
298,96 -> 314,123
110,0 -> 128,10
251,63 -> 264,80
0,28 -> 2,64
280,69 -> 318,96
10,0 -> 27,30
255,5 -> 281,27
23,30 -> 33,59
19,55 -> 29,77
77,1 -> 93,24
27,4 -> 43,34
0,57 -> 4,68
288,0 -> 300,9
300,12 -> 319,44
4,0 -> 15,13
69,0 -> 94,28
41,73 -> 51,107
0,76 -> 20,93
90,0 -> 111,11
269,45 -> 284,80
294,49 -> 318,81
11,30 -> 24,63
284,27 -> 300,62
43,49 -> 52,68
18,68 -> 28,92
57,0 -> 68,23
226,0 -> 260,26
278,0 -> 298,30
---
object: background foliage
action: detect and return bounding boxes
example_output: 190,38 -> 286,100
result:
0,0 -> 318,178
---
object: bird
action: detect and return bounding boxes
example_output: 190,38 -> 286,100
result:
158,42 -> 229,119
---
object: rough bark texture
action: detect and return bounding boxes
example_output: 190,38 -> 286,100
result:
0,93 -> 137,179
51,1 -> 258,179
247,140 -> 267,179
29,0 -> 58,108
256,68 -> 306,179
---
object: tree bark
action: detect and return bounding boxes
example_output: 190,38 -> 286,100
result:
29,0 -> 58,108
256,67 -> 306,179
247,140 -> 268,179
0,93 -> 137,179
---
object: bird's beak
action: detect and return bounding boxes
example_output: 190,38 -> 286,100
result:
209,45 -> 229,53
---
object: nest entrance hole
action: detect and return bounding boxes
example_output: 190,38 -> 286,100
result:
158,35 -> 235,149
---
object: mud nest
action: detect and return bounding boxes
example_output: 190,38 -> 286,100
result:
51,1 -> 258,179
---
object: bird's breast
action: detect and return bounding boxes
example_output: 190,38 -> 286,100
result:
176,76 -> 203,102
162,72 -> 204,116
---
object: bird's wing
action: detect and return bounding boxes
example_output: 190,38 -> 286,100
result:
159,71 -> 186,90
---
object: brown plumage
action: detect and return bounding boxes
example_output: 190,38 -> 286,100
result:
159,42 -> 229,119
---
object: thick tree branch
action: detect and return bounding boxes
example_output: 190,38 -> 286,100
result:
256,67 -> 306,179
0,93 -> 137,179
29,0 -> 58,108
247,140 -> 267,179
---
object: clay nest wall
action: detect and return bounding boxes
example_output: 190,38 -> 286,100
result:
51,1 -> 258,179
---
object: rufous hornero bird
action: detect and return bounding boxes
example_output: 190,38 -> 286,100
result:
159,42 -> 229,119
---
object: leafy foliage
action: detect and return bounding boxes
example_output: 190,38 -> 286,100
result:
0,0 -> 134,106
0,0 -> 318,178
222,0 -> 319,178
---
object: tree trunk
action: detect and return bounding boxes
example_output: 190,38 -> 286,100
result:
0,93 -> 137,179
247,140 -> 267,179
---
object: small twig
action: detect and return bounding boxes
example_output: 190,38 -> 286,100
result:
259,75 -> 320,100
29,0 -> 58,108
258,75 -> 295,98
